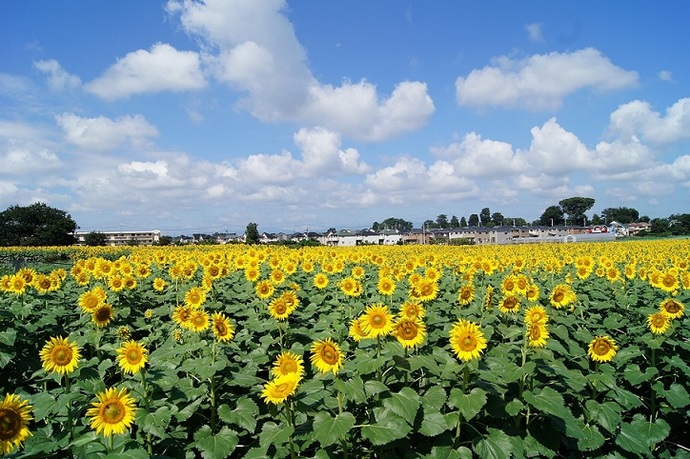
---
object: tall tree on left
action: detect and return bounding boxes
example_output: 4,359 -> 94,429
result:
0,202 -> 77,246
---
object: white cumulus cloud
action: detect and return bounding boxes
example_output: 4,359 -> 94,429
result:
455,48 -> 638,110
33,59 -> 81,91
607,98 -> 690,144
56,113 -> 159,151
166,0 -> 434,141
85,43 -> 206,100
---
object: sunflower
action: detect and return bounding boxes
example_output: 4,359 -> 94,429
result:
172,305 -> 194,328
17,267 -> 36,285
484,285 -> 495,310
361,304 -> 394,338
647,312 -> 671,335
7,275 -> 27,295
550,284 -> 576,309
527,322 -> 549,348
310,338 -> 343,375
348,318 -> 371,342
588,336 -> 618,363
457,285 -> 475,306
212,313 -> 235,342
91,304 -> 115,328
399,301 -> 425,320
660,298 -> 684,319
32,274 -> 53,294
189,309 -> 210,332
79,288 -> 104,313
184,286 -> 207,308
152,277 -> 167,292
499,295 -> 520,314
525,284 -> 540,302
255,280 -> 275,300
116,340 -> 148,375
524,305 -> 548,325
377,276 -> 396,296
272,351 -> 304,378
501,275 -> 518,296
244,267 -> 260,282
0,393 -> 33,455
410,278 -> 439,302
270,269 -> 286,285
268,297 -> 292,320
108,275 -> 125,292
123,276 -> 137,290
393,317 -> 426,349
658,270 -> 679,293
351,266 -> 365,279
340,277 -> 362,297
261,373 -> 301,405
39,336 -> 81,375
86,387 -> 137,437
313,273 -> 329,290
0,275 -> 12,293
449,319 -> 487,362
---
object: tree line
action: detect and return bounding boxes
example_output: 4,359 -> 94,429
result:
2,199 -> 690,247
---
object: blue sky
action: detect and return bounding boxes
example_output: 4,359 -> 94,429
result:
1,1 -> 689,235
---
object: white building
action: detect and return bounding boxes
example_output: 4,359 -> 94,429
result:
75,230 -> 161,246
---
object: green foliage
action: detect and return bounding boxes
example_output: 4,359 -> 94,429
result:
1,242 -> 689,458
0,202 -> 78,246
83,231 -> 108,246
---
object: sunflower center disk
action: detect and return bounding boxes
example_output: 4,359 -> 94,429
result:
103,402 -> 126,424
0,409 -> 21,440
52,346 -> 72,366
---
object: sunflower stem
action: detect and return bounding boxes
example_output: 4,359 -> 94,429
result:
650,347 -> 657,422
140,368 -> 153,454
64,374 -> 73,445
376,336 -> 382,383
285,398 -> 297,459
210,341 -> 218,434
108,434 -> 114,452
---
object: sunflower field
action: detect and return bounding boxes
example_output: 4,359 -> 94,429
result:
1,240 -> 689,458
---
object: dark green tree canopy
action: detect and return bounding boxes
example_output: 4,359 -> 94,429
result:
601,207 -> 639,224
83,231 -> 108,246
450,215 -> 460,228
558,197 -> 595,223
539,205 -> 565,226
245,222 -> 259,244
480,207 -> 491,226
460,216 -> 468,227
0,202 -> 77,246
468,213 -> 479,227
373,217 -> 413,232
435,214 -> 449,229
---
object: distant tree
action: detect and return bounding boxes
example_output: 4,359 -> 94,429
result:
539,206 -> 565,226
83,231 -> 107,246
327,227 -> 336,234
0,202 -> 77,246
601,207 -> 639,224
450,215 -> 460,228
480,208 -> 491,226
491,212 -> 504,226
650,218 -> 669,234
505,217 -> 527,226
377,217 -> 413,232
468,214 -> 479,227
423,219 -> 436,230
669,213 -> 690,234
559,197 -> 595,225
436,214 -> 449,229
460,217 -> 468,228
639,216 -> 650,223
157,235 -> 173,246
590,214 -> 604,225
372,221 -> 380,231
245,222 -> 260,244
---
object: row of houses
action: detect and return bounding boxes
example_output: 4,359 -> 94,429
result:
75,222 -> 651,247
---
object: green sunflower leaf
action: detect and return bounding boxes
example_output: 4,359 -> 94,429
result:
194,425 -> 239,459
312,411 -> 356,447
